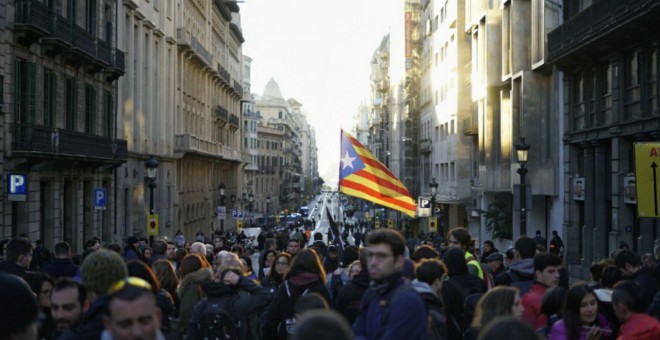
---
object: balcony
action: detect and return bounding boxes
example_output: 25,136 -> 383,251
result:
174,133 -> 241,162
71,26 -> 96,59
228,114 -> 239,130
11,124 -> 127,162
217,64 -> 231,84
463,114 -> 478,136
214,105 -> 229,123
233,80 -> 243,96
14,0 -> 52,42
548,0 -> 660,67
420,138 -> 432,154
177,27 -> 212,68
97,40 -> 111,65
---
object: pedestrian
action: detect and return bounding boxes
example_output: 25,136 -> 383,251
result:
102,277 -> 166,339
486,253 -> 506,278
50,278 -> 89,339
441,247 -> 485,338
335,249 -> 369,324
123,236 -> 141,261
494,236 -> 537,294
353,229 -> 428,340
548,283 -> 612,340
538,287 -> 567,337
614,250 -> 659,311
292,309 -> 353,340
0,237 -> 37,283
411,258 -> 448,339
43,241 -> 79,279
593,265 -> 623,334
447,227 -> 484,281
259,249 -> 278,280
175,230 -> 185,248
126,260 -> 176,336
549,230 -> 564,256
521,253 -> 562,329
151,259 -> 180,318
262,253 -> 291,294
463,286 -> 525,340
612,280 -> 660,339
176,253 -> 214,335
534,230 -> 547,250
480,240 -> 498,264
0,272 -> 40,340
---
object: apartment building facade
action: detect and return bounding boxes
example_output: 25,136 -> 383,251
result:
2,0 -> 127,250
548,0 -> 660,276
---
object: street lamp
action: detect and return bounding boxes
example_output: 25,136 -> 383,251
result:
266,194 -> 271,228
219,183 -> 226,233
515,137 -> 530,236
145,156 -> 159,244
248,193 -> 254,227
429,177 -> 438,233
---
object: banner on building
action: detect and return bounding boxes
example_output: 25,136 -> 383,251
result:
623,175 -> 636,205
573,176 -> 585,201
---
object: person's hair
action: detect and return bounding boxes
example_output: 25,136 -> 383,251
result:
6,237 -> 33,263
231,245 -> 244,255
614,250 -> 641,269
471,286 -> 519,328
28,273 -> 54,299
600,265 -> 623,289
477,317 -> 543,340
180,253 -> 210,278
107,285 -> 155,317
54,242 -> 71,257
152,240 -> 166,255
265,238 -> 277,248
484,240 -> 494,248
126,260 -> 160,293
294,292 -> 329,315
358,247 -> 368,272
143,246 -> 153,255
348,260 -> 361,275
589,260 -> 608,283
534,253 -> 562,272
151,260 -> 179,298
0,273 -> 40,339
514,236 -> 537,259
268,252 -> 292,281
366,229 -> 406,258
261,249 -> 278,267
285,248 -> 326,283
414,258 -> 447,285
288,238 -> 301,246
541,286 -> 566,317
314,232 -> 323,241
239,255 -> 253,273
84,239 -> 97,249
105,243 -> 122,254
612,280 -> 646,313
341,245 -> 359,267
447,227 -> 472,251
52,277 -> 87,307
442,247 -> 468,276
166,241 -> 175,247
412,245 -> 439,263
562,283 -> 602,340
292,309 -> 353,340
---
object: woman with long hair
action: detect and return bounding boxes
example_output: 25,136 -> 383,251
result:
126,260 -> 175,332
176,253 -> 213,335
152,259 -> 180,314
263,249 -> 330,340
464,286 -> 524,339
259,249 -> 278,280
263,252 -> 291,293
549,283 -> 612,340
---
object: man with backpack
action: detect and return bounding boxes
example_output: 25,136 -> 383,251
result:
187,266 -> 273,340
494,235 -> 537,294
412,258 -> 448,340
353,229 -> 428,340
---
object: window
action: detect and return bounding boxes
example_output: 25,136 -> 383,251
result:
649,49 -> 658,114
43,69 -> 56,127
625,51 -> 641,118
15,59 -> 37,125
588,73 -> 596,126
86,0 -> 96,34
600,64 -> 613,124
65,77 -> 77,130
103,91 -> 113,137
573,73 -> 585,130
85,85 -> 96,134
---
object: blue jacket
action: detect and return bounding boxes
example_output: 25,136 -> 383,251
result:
353,276 -> 428,340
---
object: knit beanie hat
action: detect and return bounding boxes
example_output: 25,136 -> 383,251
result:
0,273 -> 39,338
81,249 -> 128,295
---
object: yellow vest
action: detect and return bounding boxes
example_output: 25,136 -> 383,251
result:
465,251 -> 484,280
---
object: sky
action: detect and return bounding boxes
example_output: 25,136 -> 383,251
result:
240,0 -> 397,187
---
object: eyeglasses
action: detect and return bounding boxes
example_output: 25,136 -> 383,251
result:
108,277 -> 152,295
275,261 -> 289,266
367,252 -> 393,260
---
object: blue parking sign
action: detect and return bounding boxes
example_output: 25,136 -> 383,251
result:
7,174 -> 27,201
94,188 -> 107,210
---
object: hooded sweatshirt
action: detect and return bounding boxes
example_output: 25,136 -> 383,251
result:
335,270 -> 370,324
494,258 -> 535,286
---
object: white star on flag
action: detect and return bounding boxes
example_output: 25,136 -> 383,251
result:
341,152 -> 356,170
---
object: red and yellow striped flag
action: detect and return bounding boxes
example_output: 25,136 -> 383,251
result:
338,130 -> 416,217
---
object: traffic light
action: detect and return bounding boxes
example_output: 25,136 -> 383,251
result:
428,217 -> 438,233
147,214 -> 159,236
236,220 -> 243,232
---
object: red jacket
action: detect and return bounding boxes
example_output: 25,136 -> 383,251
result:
521,282 -> 548,329
617,313 -> 660,340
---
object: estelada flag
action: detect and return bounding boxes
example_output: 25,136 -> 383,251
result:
338,130 -> 416,217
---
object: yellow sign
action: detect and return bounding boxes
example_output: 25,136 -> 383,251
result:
634,143 -> 660,217
147,214 -> 159,236
387,219 -> 394,228
375,221 -> 381,228
236,220 -> 243,231
428,217 -> 438,232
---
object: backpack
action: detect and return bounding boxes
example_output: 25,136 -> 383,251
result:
445,280 -> 482,333
197,298 -> 243,340
427,306 -> 448,340
507,270 -> 534,295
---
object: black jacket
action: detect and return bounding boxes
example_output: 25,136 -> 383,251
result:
187,278 -> 272,340
42,258 -> 79,279
440,273 -> 484,339
262,272 -> 330,340
335,270 -> 370,324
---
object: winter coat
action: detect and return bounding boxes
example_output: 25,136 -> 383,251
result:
187,277 -> 273,339
261,271 -> 284,294
42,258 -> 79,279
549,314 -> 611,340
522,281 -> 548,329
353,274 -> 428,340
176,268 -> 214,334
412,279 -> 447,340
617,313 -> 660,340
440,273 -> 484,339
262,272 -> 330,340
335,270 -> 370,324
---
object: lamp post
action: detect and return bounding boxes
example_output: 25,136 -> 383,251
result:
145,157 -> 159,245
515,137 -> 530,236
266,195 -> 271,228
219,183 -> 226,234
248,193 -> 254,227
429,177 -> 438,233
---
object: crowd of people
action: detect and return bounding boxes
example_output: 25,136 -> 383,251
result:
1,223 -> 659,340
